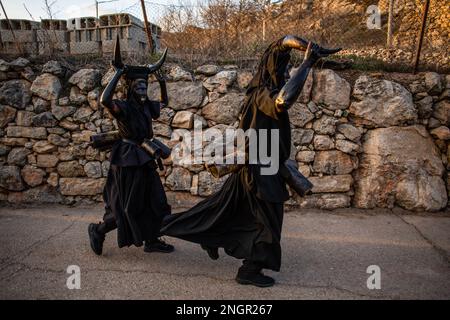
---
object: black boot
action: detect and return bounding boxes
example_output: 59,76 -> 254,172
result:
201,244 -> 219,260
235,261 -> 275,288
88,223 -> 105,256
144,238 -> 175,253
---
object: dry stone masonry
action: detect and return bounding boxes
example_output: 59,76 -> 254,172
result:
0,57 -> 448,211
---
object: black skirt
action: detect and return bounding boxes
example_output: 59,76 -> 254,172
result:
105,163 -> 171,248
161,167 -> 284,271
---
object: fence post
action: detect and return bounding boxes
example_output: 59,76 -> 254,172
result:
140,0 -> 154,54
413,0 -> 431,74
0,0 -> 22,54
387,0 -> 394,47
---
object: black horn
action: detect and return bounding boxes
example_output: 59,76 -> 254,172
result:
280,35 -> 309,51
147,48 -> 168,73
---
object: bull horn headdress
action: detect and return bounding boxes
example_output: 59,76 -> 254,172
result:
280,35 -> 342,55
112,34 -> 168,79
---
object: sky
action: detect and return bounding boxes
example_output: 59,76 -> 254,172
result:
0,0 -> 203,21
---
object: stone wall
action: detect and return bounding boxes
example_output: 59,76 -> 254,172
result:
0,57 -> 449,211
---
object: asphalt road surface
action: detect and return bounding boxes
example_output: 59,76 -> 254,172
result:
0,204 -> 449,300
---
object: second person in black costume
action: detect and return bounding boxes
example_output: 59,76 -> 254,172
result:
161,36 -> 340,287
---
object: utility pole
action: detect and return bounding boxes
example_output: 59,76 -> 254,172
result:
140,0 -> 154,54
413,0 -> 431,74
387,0 -> 394,47
0,0 -> 22,54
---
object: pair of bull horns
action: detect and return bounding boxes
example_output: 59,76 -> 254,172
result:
112,34 -> 167,73
280,35 -> 342,55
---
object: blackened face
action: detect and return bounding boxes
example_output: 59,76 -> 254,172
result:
132,80 -> 148,104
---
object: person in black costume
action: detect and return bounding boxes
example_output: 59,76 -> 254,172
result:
161,36 -> 340,287
88,60 -> 174,255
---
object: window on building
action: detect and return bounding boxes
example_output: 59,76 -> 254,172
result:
86,30 -> 93,42
76,31 -> 82,42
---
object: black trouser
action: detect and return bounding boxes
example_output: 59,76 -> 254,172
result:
97,209 -> 117,235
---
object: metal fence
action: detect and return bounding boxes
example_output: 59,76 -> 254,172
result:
0,0 -> 448,72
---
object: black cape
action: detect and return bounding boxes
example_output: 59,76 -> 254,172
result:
104,96 -> 171,248
161,39 -> 293,271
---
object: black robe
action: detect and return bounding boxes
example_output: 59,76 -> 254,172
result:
161,40 -> 292,271
104,97 -> 171,248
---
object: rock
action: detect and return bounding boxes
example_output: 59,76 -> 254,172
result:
198,171 -> 228,196
60,178 -> 106,195
48,134 -> 69,147
10,57 -> 30,70
51,105 -> 76,120
350,76 -> 417,127
153,122 -> 172,137
7,126 -> 47,139
193,114 -> 208,129
289,103 -> 315,128
32,97 -> 50,113
0,105 -> 17,127
102,161 -> 110,177
298,70 -> 314,103
84,161 -> 102,178
336,139 -> 360,154
165,167 -> 192,191
60,119 -> 79,131
196,65 -> 220,76
32,112 -> 57,127
1,137 -> 28,146
42,60 -> 66,77
203,70 -> 237,92
72,130 -> 95,143
31,73 -> 62,101
202,93 -> 244,124
37,154 -> 59,168
169,65 -> 192,81
424,72 -> 442,95
309,175 -> 353,193
354,125 -> 447,211
430,126 -> 450,140
16,110 -> 34,126
58,97 -> 70,106
57,161 -> 85,177
313,135 -> 334,150
432,100 -> 450,126
0,165 -> 25,191
69,69 -> 101,92
172,111 -> 194,129
0,59 -> 10,72
73,106 -> 93,122
21,165 -> 45,187
0,144 -> 10,156
87,88 -> 100,110
7,147 -> 31,166
237,71 -> 253,89
313,150 -> 357,175
337,123 -> 362,142
312,69 -> 351,110
292,129 -> 314,146
150,82 -> 203,111
8,185 -> 62,203
313,115 -> 338,135
295,193 -> 351,210
298,164 -> 311,178
47,172 -> 59,187
158,107 -> 175,125
296,150 -> 315,163
21,67 -> 35,82
416,96 -> 433,119
33,141 -> 57,154
70,86 -> 87,104
0,80 -> 32,109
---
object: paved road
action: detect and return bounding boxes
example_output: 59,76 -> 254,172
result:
0,205 -> 449,300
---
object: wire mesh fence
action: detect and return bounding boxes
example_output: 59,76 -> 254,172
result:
0,0 -> 448,72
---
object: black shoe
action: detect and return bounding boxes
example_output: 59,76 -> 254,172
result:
144,238 -> 175,253
201,244 -> 219,260
88,223 -> 105,256
235,271 -> 275,288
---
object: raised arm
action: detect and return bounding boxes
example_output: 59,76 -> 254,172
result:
154,69 -> 169,107
275,41 -> 341,112
101,67 -> 125,114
